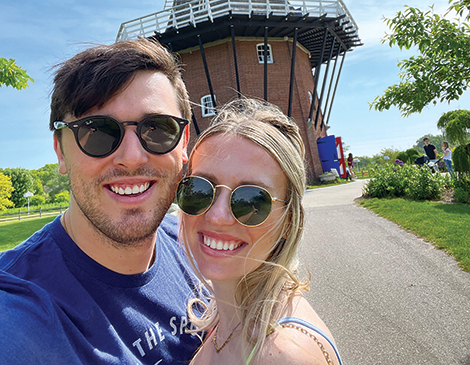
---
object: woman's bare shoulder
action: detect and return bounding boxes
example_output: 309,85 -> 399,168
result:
258,293 -> 340,365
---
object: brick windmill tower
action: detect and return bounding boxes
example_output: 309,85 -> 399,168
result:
117,0 -> 361,180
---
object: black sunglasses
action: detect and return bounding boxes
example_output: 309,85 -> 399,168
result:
176,176 -> 283,227
54,114 -> 189,158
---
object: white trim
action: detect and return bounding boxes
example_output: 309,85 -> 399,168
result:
201,94 -> 216,117
257,43 -> 273,64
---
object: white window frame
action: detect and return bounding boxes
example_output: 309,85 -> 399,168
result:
201,94 -> 216,117
257,43 -> 273,64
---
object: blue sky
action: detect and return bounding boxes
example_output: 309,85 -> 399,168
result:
1,0 -> 468,170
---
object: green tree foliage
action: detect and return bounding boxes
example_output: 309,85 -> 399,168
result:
0,172 -> 15,211
53,190 -> 70,204
380,147 -> 400,162
406,148 -> 421,163
370,1 -> 470,116
30,194 -> 46,206
0,58 -> 34,90
34,163 -> 69,203
437,109 -> 470,145
0,168 -> 35,207
396,151 -> 409,164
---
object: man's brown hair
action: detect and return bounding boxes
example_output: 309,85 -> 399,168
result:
50,38 -> 190,135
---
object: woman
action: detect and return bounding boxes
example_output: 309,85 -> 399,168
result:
347,153 -> 356,180
442,141 -> 454,177
176,99 -> 342,365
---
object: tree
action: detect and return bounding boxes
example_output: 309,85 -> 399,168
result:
34,163 -> 69,203
370,1 -> 470,116
53,190 -> 70,204
437,109 -> 470,145
380,147 -> 401,163
0,58 -> 34,90
0,168 -> 35,207
0,172 -> 14,211
396,148 -> 420,164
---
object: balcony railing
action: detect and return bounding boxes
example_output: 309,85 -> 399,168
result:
116,0 -> 358,42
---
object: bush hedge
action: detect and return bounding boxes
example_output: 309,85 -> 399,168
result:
364,164 -> 446,200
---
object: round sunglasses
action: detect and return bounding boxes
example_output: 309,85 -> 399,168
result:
176,176 -> 284,227
54,114 -> 189,158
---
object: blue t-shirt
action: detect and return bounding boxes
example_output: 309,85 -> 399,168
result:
0,215 -> 202,364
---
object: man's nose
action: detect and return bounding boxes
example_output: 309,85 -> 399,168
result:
112,127 -> 149,169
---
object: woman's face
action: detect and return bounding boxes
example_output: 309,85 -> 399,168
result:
181,134 -> 287,284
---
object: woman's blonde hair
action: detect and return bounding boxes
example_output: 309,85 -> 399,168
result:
181,98 -> 308,363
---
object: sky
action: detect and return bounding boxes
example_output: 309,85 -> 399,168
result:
1,0 -> 468,170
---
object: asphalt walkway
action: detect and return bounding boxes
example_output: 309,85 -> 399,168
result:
300,180 -> 470,365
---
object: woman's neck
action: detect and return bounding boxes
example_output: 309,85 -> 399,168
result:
212,279 -> 241,331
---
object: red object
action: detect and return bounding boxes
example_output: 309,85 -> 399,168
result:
335,136 -> 347,178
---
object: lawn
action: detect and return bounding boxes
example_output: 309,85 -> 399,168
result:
0,216 -> 57,251
360,198 -> 470,273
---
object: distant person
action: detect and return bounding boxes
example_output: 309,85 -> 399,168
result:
0,39 -> 203,364
442,141 -> 454,177
423,137 -> 437,161
177,99 -> 343,365
347,153 -> 357,180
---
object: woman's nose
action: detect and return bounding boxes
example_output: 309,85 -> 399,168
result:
204,187 -> 236,226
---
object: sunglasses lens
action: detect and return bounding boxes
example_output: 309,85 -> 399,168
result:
77,117 -> 121,157
140,116 -> 183,154
177,177 -> 214,216
231,186 -> 272,226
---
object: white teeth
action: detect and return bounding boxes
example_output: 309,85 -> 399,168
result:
110,182 -> 150,196
203,236 -> 242,251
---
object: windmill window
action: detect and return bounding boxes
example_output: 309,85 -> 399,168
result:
257,44 -> 273,64
201,94 -> 216,117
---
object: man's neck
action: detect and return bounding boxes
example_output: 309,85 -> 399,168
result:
62,208 -> 157,275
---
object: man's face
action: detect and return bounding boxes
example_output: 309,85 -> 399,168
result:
424,140 -> 430,146
54,71 -> 188,246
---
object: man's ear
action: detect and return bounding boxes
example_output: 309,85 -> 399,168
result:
54,135 -> 68,175
182,125 -> 190,164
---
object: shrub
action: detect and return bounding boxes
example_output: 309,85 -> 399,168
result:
406,148 -> 421,163
453,144 -> 470,174
30,195 -> 46,206
454,187 -> 470,203
364,164 -> 409,198
405,167 -> 444,200
364,164 -> 445,200
396,152 -> 409,164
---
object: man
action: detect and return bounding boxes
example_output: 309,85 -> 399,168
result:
0,39 -> 202,364
423,137 -> 438,160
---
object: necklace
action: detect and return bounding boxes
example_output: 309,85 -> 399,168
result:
212,322 -> 240,353
61,210 -> 69,235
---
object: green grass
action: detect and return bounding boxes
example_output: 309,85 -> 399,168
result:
360,198 -> 470,273
0,216 -> 57,251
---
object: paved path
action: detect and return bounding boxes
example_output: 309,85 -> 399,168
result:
300,181 -> 470,365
